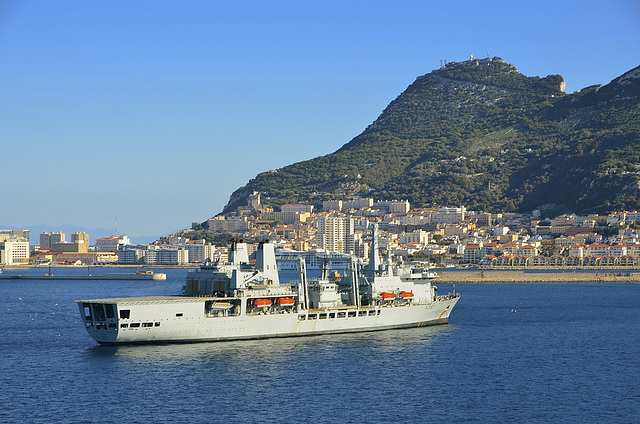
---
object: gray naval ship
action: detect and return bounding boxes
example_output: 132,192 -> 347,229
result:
77,225 -> 459,345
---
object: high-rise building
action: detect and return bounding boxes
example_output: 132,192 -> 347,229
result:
71,232 -> 90,245
316,215 -> 354,254
40,232 -> 65,249
185,241 -> 216,263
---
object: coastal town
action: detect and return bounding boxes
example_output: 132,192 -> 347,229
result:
3,192 -> 640,273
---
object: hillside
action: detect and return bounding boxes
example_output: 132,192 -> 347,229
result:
222,57 -> 640,216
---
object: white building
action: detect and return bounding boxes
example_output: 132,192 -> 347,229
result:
344,198 -> 374,210
607,212 -> 627,226
185,241 -> 216,263
399,230 -> 430,246
396,210 -> 437,225
118,244 -> 191,265
95,235 -> 131,252
626,211 -> 640,224
434,207 -> 466,224
143,247 -> 188,265
0,239 -> 30,265
492,226 -> 510,236
375,200 -> 411,214
610,244 -> 627,257
261,211 -> 310,224
585,244 -> 611,257
281,204 -> 314,213
118,246 -> 145,264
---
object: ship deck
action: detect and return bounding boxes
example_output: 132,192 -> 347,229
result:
75,296 -> 204,304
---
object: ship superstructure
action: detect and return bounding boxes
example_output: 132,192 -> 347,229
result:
275,248 -> 351,270
77,226 -> 459,345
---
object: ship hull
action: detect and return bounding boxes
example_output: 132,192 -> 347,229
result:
77,296 -> 459,345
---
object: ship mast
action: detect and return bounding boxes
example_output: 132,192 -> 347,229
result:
365,223 -> 381,277
297,257 -> 309,310
351,257 -> 360,308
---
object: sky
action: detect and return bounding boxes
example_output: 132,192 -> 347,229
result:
1,0 -> 639,242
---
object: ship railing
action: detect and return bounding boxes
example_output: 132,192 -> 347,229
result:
436,293 -> 460,301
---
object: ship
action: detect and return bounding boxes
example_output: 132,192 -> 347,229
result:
76,225 -> 459,345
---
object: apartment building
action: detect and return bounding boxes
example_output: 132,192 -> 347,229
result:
463,245 -> 482,263
281,204 -> 314,213
316,215 -> 354,254
40,231 -> 65,249
322,200 -> 343,212
343,198 -> 374,210
375,200 -> 410,214
434,207 -> 466,224
185,241 -> 216,263
399,229 -> 431,246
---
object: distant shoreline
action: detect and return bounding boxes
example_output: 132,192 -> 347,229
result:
436,270 -> 640,283
0,264 -> 198,269
4,264 -> 640,283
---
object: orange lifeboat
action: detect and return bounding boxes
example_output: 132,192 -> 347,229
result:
380,292 -> 396,300
253,298 -> 272,308
276,297 -> 295,306
399,291 -> 414,298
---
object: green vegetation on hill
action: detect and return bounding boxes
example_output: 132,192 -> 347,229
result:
222,58 -> 640,217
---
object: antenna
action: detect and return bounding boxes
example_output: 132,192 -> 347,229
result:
115,216 -> 117,235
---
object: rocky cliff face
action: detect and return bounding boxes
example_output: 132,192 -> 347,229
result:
220,59 -> 640,217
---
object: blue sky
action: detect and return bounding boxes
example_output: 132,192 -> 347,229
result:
1,0 -> 638,241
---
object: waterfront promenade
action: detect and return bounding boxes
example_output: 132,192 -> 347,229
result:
437,270 -> 640,283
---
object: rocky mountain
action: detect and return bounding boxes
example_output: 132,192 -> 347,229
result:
222,57 -> 640,217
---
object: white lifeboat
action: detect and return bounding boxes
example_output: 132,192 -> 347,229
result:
209,302 -> 233,310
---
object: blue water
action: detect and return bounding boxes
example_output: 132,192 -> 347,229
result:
1,267 -> 639,423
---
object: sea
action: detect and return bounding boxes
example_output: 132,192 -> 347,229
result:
1,266 -> 639,423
